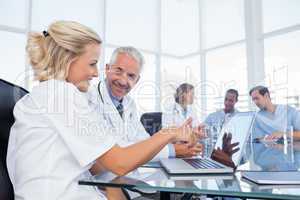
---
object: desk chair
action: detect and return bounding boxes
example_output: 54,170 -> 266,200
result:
140,112 -> 162,136
0,79 -> 28,200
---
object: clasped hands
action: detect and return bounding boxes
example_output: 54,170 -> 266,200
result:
171,117 -> 206,144
163,118 -> 206,157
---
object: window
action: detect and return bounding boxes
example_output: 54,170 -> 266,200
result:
205,44 -> 247,114
0,0 -> 27,28
202,0 -> 245,48
106,0 -> 159,51
161,55 -> 201,112
0,31 -> 26,88
264,31 -> 300,108
32,0 -> 104,36
263,0 -> 300,33
130,53 -> 156,113
161,0 -> 199,56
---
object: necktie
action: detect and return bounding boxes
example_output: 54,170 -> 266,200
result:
116,102 -> 124,118
183,108 -> 187,119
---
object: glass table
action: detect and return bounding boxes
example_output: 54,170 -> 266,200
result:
79,142 -> 300,199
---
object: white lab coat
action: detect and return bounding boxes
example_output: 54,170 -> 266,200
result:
87,81 -> 170,161
162,102 -> 200,128
7,80 -> 114,200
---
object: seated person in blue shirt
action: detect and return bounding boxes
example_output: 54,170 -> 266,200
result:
204,89 -> 239,134
249,86 -> 300,141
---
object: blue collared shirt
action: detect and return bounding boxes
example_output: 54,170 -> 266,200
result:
252,104 -> 300,138
204,109 -> 238,128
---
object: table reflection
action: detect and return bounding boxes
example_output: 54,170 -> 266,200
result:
241,141 -> 300,171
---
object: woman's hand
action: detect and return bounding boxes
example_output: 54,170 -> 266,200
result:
192,123 -> 206,140
163,118 -> 194,143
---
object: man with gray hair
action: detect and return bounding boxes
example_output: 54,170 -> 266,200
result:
87,46 -> 203,161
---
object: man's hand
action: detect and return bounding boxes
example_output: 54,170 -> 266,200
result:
222,132 -> 240,156
174,143 -> 203,158
211,132 -> 239,169
211,148 -> 235,169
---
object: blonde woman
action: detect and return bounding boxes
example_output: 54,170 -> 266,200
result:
6,21 -> 199,200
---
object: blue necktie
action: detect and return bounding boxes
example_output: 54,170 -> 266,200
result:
116,102 -> 123,118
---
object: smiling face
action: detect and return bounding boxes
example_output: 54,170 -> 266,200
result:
105,53 -> 141,99
66,43 -> 100,92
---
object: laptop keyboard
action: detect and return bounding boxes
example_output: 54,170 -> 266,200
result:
183,158 -> 224,169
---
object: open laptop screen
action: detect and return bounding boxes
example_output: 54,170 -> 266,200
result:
214,112 -> 255,166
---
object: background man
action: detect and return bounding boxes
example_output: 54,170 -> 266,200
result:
249,85 -> 300,141
205,89 -> 239,129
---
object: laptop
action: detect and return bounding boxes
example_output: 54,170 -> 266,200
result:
160,112 -> 255,174
242,171 -> 300,185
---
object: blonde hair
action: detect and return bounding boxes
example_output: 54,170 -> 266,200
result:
26,20 -> 102,81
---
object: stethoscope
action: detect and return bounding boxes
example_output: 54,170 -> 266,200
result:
172,104 -> 180,116
171,104 -> 190,126
97,81 -> 134,130
172,103 -> 189,118
97,81 -> 104,103
97,81 -> 114,128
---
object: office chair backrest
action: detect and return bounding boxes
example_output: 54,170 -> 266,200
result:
0,79 -> 28,200
140,112 -> 162,136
